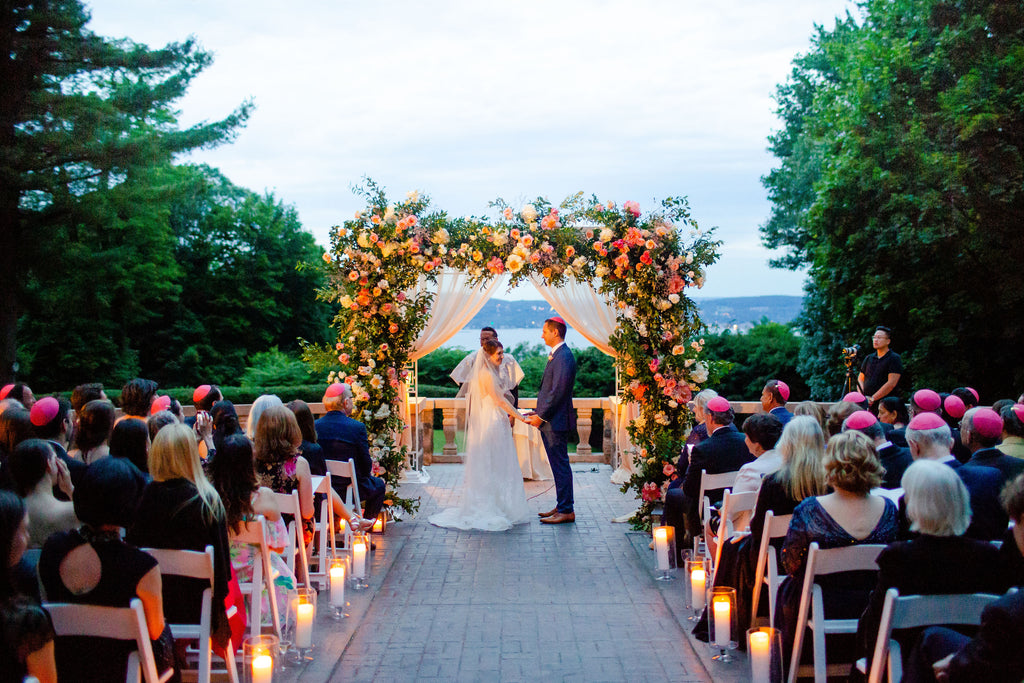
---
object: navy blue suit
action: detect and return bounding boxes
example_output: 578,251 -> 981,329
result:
877,442 -> 913,489
315,410 -> 386,520
899,459 -> 1008,541
535,343 -> 577,513
967,446 -> 1024,485
769,406 -> 794,425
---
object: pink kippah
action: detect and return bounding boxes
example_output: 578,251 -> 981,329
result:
192,384 -> 212,403
943,395 -> 966,419
970,408 -> 1003,440
845,411 -> 878,430
546,316 -> 566,326
775,380 -> 790,402
967,387 -> 979,402
842,391 -> 866,404
150,395 -> 171,415
908,413 -> 946,430
30,396 -> 60,426
706,397 -> 731,412
0,384 -> 13,400
323,383 -> 347,399
912,389 -> 941,412
1012,404 -> 1024,423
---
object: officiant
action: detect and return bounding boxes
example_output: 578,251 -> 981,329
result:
451,327 -> 552,480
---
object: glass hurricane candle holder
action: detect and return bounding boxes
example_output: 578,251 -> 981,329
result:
350,531 -> 369,589
747,627 -> 783,683
709,586 -> 738,662
371,512 -> 386,533
328,557 -> 348,620
288,588 -> 318,662
652,525 -> 677,580
685,555 -> 709,621
242,634 -> 278,683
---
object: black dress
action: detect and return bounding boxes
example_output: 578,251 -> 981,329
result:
38,528 -> 168,683
127,478 -> 232,648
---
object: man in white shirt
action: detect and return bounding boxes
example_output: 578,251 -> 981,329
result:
730,413 -> 784,529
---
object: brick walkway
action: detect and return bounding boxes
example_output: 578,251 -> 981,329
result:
282,463 -> 749,683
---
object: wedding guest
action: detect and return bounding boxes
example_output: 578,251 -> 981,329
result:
147,410 -> 178,442
843,391 -> 871,411
777,430 -> 898,668
8,440 -> 77,548
118,378 -> 158,422
69,399 -> 114,464
827,401 -> 859,436
842,410 -> 912,489
878,396 -> 910,447
998,473 -> 1024,586
685,389 -> 719,448
0,383 -> 35,410
793,401 -> 828,435
287,400 -> 327,476
210,400 -> 242,453
996,404 -> 1024,460
245,394 -> 282,440
854,460 -> 1008,672
760,379 -> 793,425
0,406 -> 34,490
186,384 -> 222,429
127,423 -> 231,650
109,417 -> 151,474
39,458 -> 172,683
30,397 -> 86,491
731,413 -> 785,520
963,407 -> 1024,484
0,490 -> 56,683
69,383 -> 105,420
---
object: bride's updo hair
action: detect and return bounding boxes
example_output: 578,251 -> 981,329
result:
482,338 -> 503,357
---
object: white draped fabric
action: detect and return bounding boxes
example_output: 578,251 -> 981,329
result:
528,276 -> 618,357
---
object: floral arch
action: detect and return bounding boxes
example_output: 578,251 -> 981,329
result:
303,180 -> 727,528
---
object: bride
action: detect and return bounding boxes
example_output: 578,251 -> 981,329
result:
429,338 -> 533,531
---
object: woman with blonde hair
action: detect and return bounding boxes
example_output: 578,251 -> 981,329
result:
793,401 -> 828,436
128,423 -> 233,650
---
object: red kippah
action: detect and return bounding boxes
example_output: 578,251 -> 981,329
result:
908,413 -> 946,430
150,395 -> 171,415
30,396 -> 60,426
323,383 -> 347,399
706,397 -> 731,412
912,389 -> 941,412
845,410 -> 877,430
967,387 -> 979,402
192,384 -> 212,403
0,384 -> 13,400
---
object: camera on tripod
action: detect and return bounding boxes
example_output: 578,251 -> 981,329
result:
841,344 -> 860,359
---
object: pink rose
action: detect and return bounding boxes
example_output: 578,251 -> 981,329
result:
663,463 -> 676,477
624,201 -> 641,217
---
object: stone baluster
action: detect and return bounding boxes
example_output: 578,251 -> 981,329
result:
442,407 -> 458,457
419,407 -> 434,465
603,408 -> 615,464
576,407 -> 592,457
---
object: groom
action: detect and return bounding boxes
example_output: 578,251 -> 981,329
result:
526,316 -> 577,524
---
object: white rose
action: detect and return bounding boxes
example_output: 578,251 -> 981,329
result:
357,232 -> 371,248
384,206 -> 396,223
685,252 -> 694,264
668,293 -> 680,304
599,228 -> 614,243
406,190 -> 420,202
595,265 -> 610,278
689,361 -> 709,384
521,204 -> 538,222
377,279 -> 389,290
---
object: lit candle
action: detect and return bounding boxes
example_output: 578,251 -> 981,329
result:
750,630 -> 771,683
690,568 -> 706,610
713,598 -> 731,648
251,653 -> 273,683
338,518 -> 347,534
654,527 -> 670,571
372,515 -> 384,533
295,602 -> 314,649
352,539 -> 367,578
330,564 -> 345,607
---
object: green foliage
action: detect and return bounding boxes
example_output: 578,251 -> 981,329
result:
701,320 -> 808,401
240,348 -> 319,388
761,0 -> 1024,399
1,1 -> 252,386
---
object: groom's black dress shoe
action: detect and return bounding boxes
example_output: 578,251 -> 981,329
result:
538,508 -> 558,518
540,512 -> 575,524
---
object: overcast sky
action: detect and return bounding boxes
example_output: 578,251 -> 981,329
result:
84,0 -> 856,300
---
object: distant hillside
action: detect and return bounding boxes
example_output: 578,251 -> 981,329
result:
468,296 -> 803,330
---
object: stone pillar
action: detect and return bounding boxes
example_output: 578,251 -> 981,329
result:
576,408 -> 592,458
603,408 -> 615,464
419,407 -> 434,465
442,407 -> 458,457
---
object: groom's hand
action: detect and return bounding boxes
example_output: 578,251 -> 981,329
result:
525,414 -> 543,428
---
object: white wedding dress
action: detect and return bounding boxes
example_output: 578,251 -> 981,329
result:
429,351 -> 532,531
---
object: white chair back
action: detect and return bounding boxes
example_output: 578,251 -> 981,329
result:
45,598 -> 175,683
750,511 -> 793,629
866,588 -> 1001,683
142,546 -> 239,683
231,515 -> 282,640
711,489 -> 758,581
787,542 -> 886,683
269,489 -> 311,588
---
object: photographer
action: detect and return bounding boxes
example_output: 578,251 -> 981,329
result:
858,325 -> 902,410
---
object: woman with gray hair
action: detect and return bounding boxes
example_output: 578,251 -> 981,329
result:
685,389 -> 719,447
854,459 -> 1011,671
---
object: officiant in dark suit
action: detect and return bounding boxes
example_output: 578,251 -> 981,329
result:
315,383 -> 386,522
526,316 -> 577,525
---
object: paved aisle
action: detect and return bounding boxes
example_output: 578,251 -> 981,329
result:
326,464 -> 713,683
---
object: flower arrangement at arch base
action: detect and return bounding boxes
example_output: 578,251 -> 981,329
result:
303,179 -> 729,528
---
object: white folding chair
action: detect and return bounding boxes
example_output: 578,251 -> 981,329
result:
750,511 -> 793,629
143,546 -> 239,683
45,599 -> 175,683
306,475 -> 337,591
711,489 -> 759,581
788,542 -> 887,683
694,469 -> 740,555
270,490 -> 311,588
864,588 -> 1001,683
231,515 -> 282,641
326,458 -> 363,550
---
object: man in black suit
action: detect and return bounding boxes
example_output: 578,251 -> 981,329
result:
903,412 -> 1007,540
29,396 -> 86,493
664,396 -> 752,545
963,407 -> 1024,485
842,410 -> 912,489
760,379 -> 794,425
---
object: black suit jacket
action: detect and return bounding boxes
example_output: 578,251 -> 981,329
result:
945,590 -> 1024,682
947,460 -> 1009,540
681,424 -> 753,508
967,447 -> 1024,485
856,535 -> 1008,661
877,443 -> 912,489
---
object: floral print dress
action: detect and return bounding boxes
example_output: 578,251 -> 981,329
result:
229,503 -> 296,626
255,456 -> 315,544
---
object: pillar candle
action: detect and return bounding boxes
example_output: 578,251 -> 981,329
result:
251,653 -> 273,683
713,598 -> 731,648
654,527 -> 670,570
295,602 -> 314,649
750,630 -> 771,683
353,540 -> 367,578
690,568 -> 706,610
330,564 -> 345,607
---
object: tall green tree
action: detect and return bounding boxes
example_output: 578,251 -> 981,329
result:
762,0 -> 1024,399
0,1 -> 250,385
702,319 -> 809,401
